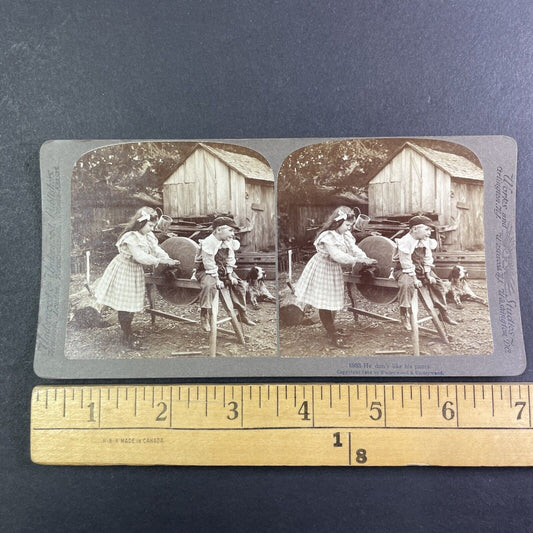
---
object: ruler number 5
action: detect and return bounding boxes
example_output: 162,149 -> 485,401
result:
369,401 -> 382,421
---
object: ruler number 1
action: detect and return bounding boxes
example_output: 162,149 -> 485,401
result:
87,402 -> 96,422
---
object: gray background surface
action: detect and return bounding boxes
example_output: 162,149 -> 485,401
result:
2,1 -> 533,531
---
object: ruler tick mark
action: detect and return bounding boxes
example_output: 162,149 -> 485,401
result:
188,388 -> 191,409
482,385 -> 485,400
473,386 -> 476,409
357,385 -> 360,401
329,385 -> 332,409
339,384 -> 342,400
527,385 -> 531,427
63,389 -> 66,417
509,386 -> 512,408
259,386 -> 262,408
197,387 -> 200,401
205,387 -> 208,417
170,387 -> 173,427
276,386 -> 279,417
365,386 -> 368,408
45,390 -> 48,409
383,385 -> 387,427
491,385 -> 495,417
267,385 -> 270,401
134,388 -> 137,417
437,386 -> 440,408
410,386 -> 413,401
81,389 -> 83,409
54,389 -> 57,402
419,387 -> 423,417
401,386 -> 404,408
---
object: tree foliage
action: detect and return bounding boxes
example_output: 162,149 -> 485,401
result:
277,138 -> 482,208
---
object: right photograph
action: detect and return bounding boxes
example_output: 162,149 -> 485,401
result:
277,138 -> 493,357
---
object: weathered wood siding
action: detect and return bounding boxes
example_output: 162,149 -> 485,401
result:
368,145 -> 484,250
244,180 -> 275,251
163,147 -> 246,217
369,146 -> 451,219
450,178 -> 484,250
163,146 -> 274,251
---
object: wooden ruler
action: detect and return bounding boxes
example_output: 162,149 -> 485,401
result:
31,383 -> 533,466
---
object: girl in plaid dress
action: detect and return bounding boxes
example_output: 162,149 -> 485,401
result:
95,207 -> 180,349
295,206 -> 377,348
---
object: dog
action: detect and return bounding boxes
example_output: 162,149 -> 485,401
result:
245,266 -> 276,309
443,265 -> 488,309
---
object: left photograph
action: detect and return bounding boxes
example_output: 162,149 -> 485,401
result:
67,142 -> 277,359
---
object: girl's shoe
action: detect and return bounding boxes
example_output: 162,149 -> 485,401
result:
122,333 -> 147,351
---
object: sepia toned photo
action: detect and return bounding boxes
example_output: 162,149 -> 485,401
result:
66,141 -> 277,359
278,138 -> 493,357
35,136 -> 523,378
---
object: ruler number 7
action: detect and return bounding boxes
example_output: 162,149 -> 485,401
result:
515,401 -> 527,420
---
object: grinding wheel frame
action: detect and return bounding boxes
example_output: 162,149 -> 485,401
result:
156,236 -> 201,305
351,234 -> 399,305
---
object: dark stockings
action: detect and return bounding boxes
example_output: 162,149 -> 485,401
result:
319,309 -> 336,338
118,311 -> 134,337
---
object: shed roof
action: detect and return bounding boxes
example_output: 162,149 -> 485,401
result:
369,142 -> 484,183
167,143 -> 274,184
408,143 -> 484,181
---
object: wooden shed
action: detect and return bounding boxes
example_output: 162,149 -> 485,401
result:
281,189 -> 368,247
367,142 -> 484,251
162,143 -> 275,251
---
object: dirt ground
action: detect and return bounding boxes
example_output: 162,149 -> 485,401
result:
66,267 -> 278,360
66,262 -> 493,360
278,264 -> 493,358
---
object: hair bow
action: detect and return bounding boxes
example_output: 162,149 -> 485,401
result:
334,211 -> 348,222
137,210 -> 151,223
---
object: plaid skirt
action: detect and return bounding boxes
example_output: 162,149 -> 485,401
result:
294,253 -> 346,310
95,255 -> 147,312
